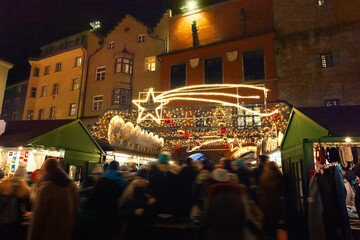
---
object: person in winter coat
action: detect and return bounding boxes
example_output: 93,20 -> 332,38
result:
233,159 -> 250,187
119,170 -> 156,240
91,160 -> 127,240
29,169 -> 44,203
0,164 -> 30,240
201,169 -> 255,240
149,154 -> 181,216
258,161 -> 284,240
79,164 -> 103,204
179,157 -> 198,216
28,158 -> 78,240
192,166 -> 213,211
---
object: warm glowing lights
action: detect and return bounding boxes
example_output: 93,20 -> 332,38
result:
18,146 -> 23,151
345,137 -> 352,143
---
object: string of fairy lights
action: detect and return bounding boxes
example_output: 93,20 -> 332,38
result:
89,102 -> 290,152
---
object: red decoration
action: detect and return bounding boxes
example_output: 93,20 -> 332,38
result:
250,138 -> 255,142
165,116 -> 171,124
175,146 -> 179,150
196,142 -> 200,146
225,144 -> 230,149
273,113 -> 279,119
220,127 -> 226,134
171,121 -> 176,126
184,132 -> 190,139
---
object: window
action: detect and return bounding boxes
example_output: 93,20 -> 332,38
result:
138,34 -> 145,43
72,78 -> 80,91
107,41 -> 115,50
49,106 -> 56,119
41,86 -> 47,97
170,64 -> 186,89
75,56 -> 82,67
93,95 -> 103,111
144,56 -> 156,71
33,67 -> 39,77
243,50 -> 265,81
325,99 -> 338,107
115,58 -> 133,74
320,52 -> 334,68
95,67 -> 106,81
30,87 -> 37,98
12,112 -> 17,120
318,0 -> 325,6
52,83 -> 59,95
113,88 -> 131,105
69,103 -> 76,116
26,109 -> 34,120
55,62 -> 62,72
204,57 -> 223,84
44,65 -> 50,75
38,108 -> 44,120
237,107 -> 261,129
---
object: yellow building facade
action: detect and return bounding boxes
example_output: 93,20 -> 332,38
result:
23,32 -> 98,120
0,59 -> 13,112
82,13 -> 170,125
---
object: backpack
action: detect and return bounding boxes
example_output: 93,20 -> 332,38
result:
0,184 -> 19,224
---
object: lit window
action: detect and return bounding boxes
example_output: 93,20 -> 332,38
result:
325,99 -> 338,107
113,88 -> 131,105
204,57 -> 223,84
107,41 -> 115,50
170,64 -> 186,89
41,86 -> 47,97
30,87 -> 37,98
93,95 -> 103,111
26,110 -> 34,120
72,78 -> 80,91
318,0 -> 325,6
237,107 -> 261,129
75,56 -> 82,67
95,67 -> 106,81
320,52 -> 334,68
49,106 -> 56,119
243,50 -> 265,81
115,58 -> 133,74
38,109 -> 44,120
33,67 -> 40,77
138,34 -> 145,43
69,103 -> 76,116
44,66 -> 50,75
144,56 -> 156,71
55,62 -> 62,72
52,83 -> 59,95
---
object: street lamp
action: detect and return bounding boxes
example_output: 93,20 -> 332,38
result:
181,1 -> 198,13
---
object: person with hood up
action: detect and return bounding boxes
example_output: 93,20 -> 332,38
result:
201,169 -> 255,240
119,170 -> 156,240
0,164 -> 30,240
91,160 -> 128,240
28,158 -> 78,240
149,153 -> 181,216
258,161 -> 284,240
179,157 -> 199,216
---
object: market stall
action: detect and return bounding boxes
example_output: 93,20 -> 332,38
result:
0,119 -> 104,184
280,106 -> 360,240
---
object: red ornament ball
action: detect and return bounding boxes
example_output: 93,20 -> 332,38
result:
273,113 -> 279,119
175,146 -> 179,150
165,116 -> 171,123
220,127 -> 226,134
250,138 -> 255,142
171,121 -> 176,126
196,142 -> 200,146
225,144 -> 230,149
184,132 -> 190,139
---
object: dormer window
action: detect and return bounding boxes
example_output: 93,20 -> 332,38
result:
107,41 -> 115,50
138,34 -> 145,43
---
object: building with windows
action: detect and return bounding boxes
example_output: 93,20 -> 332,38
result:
1,80 -> 28,120
0,59 -> 14,112
160,0 -> 278,103
81,13 -> 171,125
274,0 -> 360,107
23,31 -> 98,120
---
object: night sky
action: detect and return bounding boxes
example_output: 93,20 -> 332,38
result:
0,0 -> 225,85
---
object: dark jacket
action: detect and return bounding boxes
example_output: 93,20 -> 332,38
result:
179,166 -> 198,214
149,170 -> 180,215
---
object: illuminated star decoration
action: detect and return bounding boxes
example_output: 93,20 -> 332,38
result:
132,88 -> 168,124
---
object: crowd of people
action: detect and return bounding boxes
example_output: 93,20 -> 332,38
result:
0,154 -> 285,240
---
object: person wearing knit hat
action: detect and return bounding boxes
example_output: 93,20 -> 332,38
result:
212,169 -> 231,183
158,153 -> 170,164
80,164 -> 103,202
13,164 -> 28,179
233,159 -> 250,187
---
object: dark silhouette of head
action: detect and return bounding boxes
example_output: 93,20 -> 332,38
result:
44,158 -> 60,175
109,160 -> 120,171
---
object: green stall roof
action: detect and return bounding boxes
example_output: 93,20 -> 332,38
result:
280,108 -> 329,151
0,120 -> 104,155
